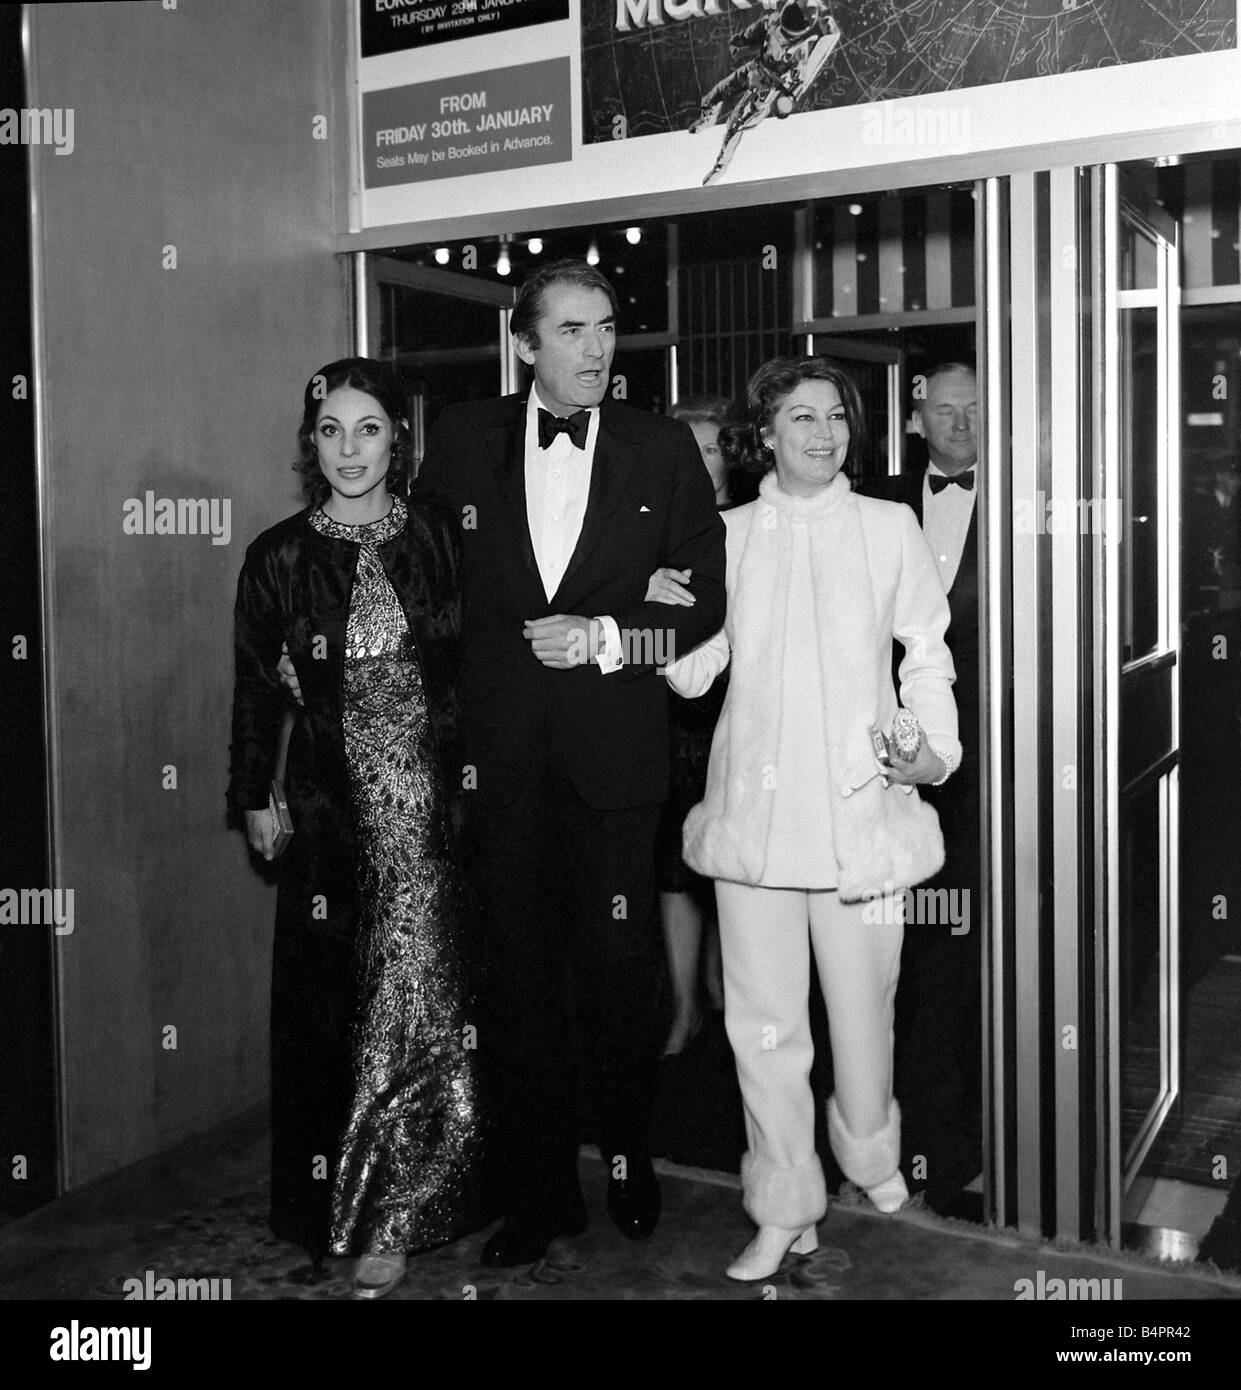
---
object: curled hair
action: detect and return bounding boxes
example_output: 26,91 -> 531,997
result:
294,357 -> 412,504
510,257 -> 619,350
729,356 -> 867,476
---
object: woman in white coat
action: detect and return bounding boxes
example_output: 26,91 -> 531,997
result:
660,357 -> 961,1281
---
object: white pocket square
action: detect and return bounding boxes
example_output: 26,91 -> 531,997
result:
639,505 -> 651,513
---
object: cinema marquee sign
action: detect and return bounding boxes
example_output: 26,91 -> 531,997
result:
614,0 -> 760,29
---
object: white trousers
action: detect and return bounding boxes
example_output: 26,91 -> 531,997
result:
716,881 -> 904,1228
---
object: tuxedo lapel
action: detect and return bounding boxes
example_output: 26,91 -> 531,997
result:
552,406 -> 630,607
905,465 -> 927,526
490,399 -> 545,606
958,497 -> 979,584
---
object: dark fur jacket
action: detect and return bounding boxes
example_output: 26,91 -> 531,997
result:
227,497 -> 464,939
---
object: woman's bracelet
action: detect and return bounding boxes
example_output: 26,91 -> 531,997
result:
928,744 -> 959,786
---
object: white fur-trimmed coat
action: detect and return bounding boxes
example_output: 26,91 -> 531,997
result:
665,470 -> 961,901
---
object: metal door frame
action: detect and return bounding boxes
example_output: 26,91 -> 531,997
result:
1094,166 -> 1182,1238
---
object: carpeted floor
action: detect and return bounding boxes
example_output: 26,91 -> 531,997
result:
0,1108 -> 1237,1303
1122,957 -> 1241,1187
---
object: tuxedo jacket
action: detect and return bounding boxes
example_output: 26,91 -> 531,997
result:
860,466 -> 979,767
414,394 -> 727,810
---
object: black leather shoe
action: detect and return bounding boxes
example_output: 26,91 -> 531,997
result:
606,1159 -> 661,1240
481,1211 -> 588,1269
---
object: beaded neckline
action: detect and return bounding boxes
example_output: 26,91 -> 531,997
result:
310,496 -> 407,545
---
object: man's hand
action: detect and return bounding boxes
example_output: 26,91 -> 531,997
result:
646,567 -> 695,606
522,614 -> 595,669
244,807 -> 277,861
277,642 -> 304,706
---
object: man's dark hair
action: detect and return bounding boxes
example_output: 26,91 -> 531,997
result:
510,257 -> 620,349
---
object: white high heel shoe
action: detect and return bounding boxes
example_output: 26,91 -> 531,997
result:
726,1224 -> 818,1282
865,1172 -> 909,1214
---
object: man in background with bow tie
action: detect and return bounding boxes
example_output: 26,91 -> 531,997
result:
861,361 -> 982,1217
415,259 -> 726,1267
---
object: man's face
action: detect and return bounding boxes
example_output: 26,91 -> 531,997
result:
915,368 -> 978,475
515,283 -> 616,417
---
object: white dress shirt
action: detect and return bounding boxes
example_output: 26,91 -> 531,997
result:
524,386 -> 622,671
921,461 -> 976,593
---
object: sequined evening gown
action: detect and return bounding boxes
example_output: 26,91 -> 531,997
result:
308,500 -> 482,1256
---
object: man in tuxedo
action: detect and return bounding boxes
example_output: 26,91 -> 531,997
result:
414,259 -> 726,1266
861,361 -> 982,1217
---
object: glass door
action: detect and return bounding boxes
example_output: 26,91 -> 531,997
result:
360,255 -> 517,465
804,334 -> 904,483
1097,170 -> 1182,1229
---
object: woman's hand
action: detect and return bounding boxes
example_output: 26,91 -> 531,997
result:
277,642 -> 304,706
245,807 -> 277,861
646,567 -> 695,606
882,735 -> 946,787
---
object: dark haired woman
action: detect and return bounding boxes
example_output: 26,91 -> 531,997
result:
228,358 -> 483,1297
662,357 -> 960,1280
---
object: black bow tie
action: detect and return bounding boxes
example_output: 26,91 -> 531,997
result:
537,407 -> 590,451
929,470 -> 975,494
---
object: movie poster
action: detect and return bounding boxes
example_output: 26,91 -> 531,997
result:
360,0 -> 569,56
582,0 -> 1237,184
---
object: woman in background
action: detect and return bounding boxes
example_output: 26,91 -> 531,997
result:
228,358 -> 483,1298
655,396 -> 732,1055
662,357 -> 960,1281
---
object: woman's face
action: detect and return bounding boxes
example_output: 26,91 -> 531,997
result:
313,386 -> 395,508
690,421 -> 728,497
762,378 -> 850,498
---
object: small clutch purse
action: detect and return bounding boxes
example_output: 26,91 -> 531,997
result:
889,708 -> 922,763
268,708 -> 296,859
871,709 -> 922,770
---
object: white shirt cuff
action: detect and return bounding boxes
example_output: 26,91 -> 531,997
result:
594,615 -> 623,673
